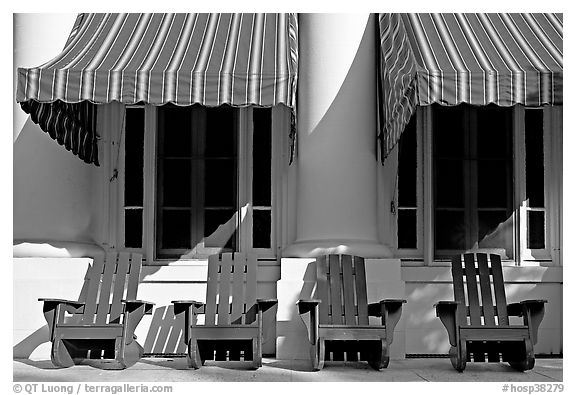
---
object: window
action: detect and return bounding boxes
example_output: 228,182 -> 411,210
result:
433,104 -> 513,259
114,104 -> 281,261
395,104 -> 561,264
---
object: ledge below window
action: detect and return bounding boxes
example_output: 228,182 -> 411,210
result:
13,240 -> 105,258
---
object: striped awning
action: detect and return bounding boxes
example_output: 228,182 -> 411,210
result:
16,13 -> 299,165
378,13 -> 563,161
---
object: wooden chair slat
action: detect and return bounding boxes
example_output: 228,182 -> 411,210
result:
218,253 -> 233,325
109,252 -> 130,323
81,254 -> 106,324
329,255 -> 343,325
125,252 -> 142,301
464,254 -> 482,325
244,253 -> 258,317
205,255 -> 219,325
451,255 -> 467,325
341,255 -> 357,326
354,256 -> 369,325
489,254 -> 509,326
95,253 -> 117,325
231,253 -> 246,325
477,253 -> 496,326
316,255 -> 330,324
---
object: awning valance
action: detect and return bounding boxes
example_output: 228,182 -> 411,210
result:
16,13 -> 299,165
378,13 -> 563,161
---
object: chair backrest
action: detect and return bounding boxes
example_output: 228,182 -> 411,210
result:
315,254 -> 369,326
78,251 -> 143,325
204,252 -> 258,326
451,253 -> 509,327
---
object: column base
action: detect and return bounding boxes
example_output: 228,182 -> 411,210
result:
282,239 -> 393,258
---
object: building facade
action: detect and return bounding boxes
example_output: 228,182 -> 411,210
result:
14,13 -> 562,361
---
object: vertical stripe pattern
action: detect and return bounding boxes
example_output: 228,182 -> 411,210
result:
16,13 -> 299,165
378,13 -> 562,161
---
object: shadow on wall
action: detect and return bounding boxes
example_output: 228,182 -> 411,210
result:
13,117 -> 94,242
141,303 -> 278,356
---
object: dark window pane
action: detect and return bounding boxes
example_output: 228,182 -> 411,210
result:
205,159 -> 236,207
435,210 -> 466,250
528,211 -> 545,249
253,209 -> 271,248
435,159 -> 464,208
124,209 -> 143,248
206,106 -> 235,157
253,108 -> 272,207
204,209 -> 237,250
478,210 -> 510,244
477,105 -> 512,158
477,159 -> 511,208
162,159 -> 191,207
525,109 -> 545,208
478,210 -> 513,258
398,209 -> 417,249
159,106 -> 192,157
398,115 -> 417,207
433,104 -> 465,158
125,108 -> 144,206
161,210 -> 191,249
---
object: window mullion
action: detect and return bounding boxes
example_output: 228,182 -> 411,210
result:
514,105 -> 527,264
467,107 -> 478,252
422,106 -> 434,265
193,107 -> 207,255
238,108 -> 252,253
145,105 -> 157,260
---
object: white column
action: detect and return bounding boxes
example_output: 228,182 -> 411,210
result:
283,14 -> 392,258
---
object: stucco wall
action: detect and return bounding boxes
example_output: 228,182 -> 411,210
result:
14,14 -> 98,246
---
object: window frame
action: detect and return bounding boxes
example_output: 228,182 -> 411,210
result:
102,103 -> 288,264
394,104 -> 561,266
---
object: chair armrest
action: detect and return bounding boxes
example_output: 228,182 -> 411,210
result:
368,299 -> 406,317
172,300 -> 205,308
507,300 -> 547,317
122,299 -> 155,314
38,298 -> 84,306
434,300 -> 459,308
257,298 -> 278,313
38,298 -> 85,312
172,300 -> 205,316
434,301 -> 459,316
434,301 -> 461,347
297,299 -> 321,315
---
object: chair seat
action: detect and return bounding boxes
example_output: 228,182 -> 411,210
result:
459,325 -> 530,341
319,325 -> 387,341
190,323 -> 260,341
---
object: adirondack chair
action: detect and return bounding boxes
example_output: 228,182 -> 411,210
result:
39,252 -> 154,369
297,254 -> 406,370
435,253 -> 547,372
173,252 -> 277,369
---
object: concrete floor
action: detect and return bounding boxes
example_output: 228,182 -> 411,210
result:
14,357 -> 562,382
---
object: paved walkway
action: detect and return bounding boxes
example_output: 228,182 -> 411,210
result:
14,358 -> 562,382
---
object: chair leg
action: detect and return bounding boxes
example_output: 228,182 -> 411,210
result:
450,339 -> 467,372
509,339 -> 535,372
120,338 -> 143,368
368,339 -> 389,370
51,338 -> 74,368
187,339 -> 202,369
310,338 -> 325,371
251,337 -> 262,370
